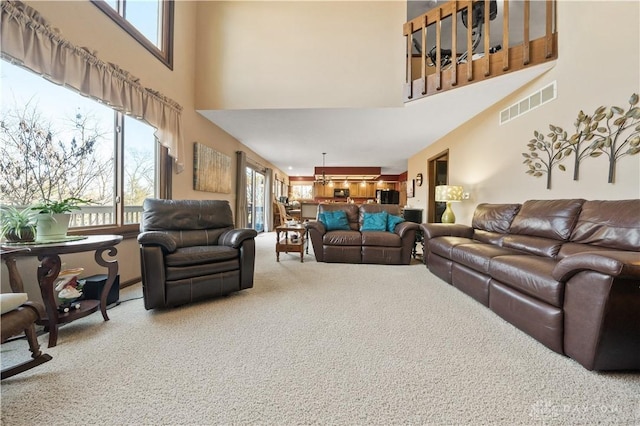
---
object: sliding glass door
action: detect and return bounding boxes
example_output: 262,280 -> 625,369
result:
246,167 -> 265,232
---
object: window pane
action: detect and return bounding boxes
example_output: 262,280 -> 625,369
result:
0,60 -> 116,228
123,115 -> 156,224
291,184 -> 313,200
124,0 -> 160,48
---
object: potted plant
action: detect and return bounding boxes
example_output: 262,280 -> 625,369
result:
31,197 -> 90,241
0,206 -> 38,243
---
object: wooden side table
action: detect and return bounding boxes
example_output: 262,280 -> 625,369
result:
1,235 -> 123,347
275,224 -> 307,263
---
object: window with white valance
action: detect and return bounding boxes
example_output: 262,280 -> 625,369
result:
0,0 -> 184,172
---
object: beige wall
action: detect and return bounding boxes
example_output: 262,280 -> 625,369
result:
407,0 -> 640,225
194,0 -> 406,109
1,1 -> 287,298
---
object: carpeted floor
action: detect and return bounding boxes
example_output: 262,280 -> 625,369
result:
1,232 -> 639,425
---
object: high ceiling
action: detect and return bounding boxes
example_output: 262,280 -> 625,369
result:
198,1 -> 552,179
200,62 -> 552,178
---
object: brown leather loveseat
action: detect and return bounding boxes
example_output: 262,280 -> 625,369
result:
420,199 -> 640,371
307,203 -> 419,264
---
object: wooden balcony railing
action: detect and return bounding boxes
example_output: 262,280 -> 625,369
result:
403,0 -> 557,102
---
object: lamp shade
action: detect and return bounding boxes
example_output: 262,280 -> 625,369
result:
434,185 -> 463,202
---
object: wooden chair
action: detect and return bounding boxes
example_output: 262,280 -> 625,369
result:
275,202 -> 294,226
1,294 -> 52,379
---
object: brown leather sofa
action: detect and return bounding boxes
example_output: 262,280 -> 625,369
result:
137,199 -> 257,310
307,203 -> 419,264
420,199 -> 640,371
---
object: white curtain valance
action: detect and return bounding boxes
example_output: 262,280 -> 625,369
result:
0,0 -> 185,173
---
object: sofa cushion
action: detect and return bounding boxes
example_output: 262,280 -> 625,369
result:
141,198 -> 234,231
473,229 -> 508,245
489,255 -> 563,307
509,199 -> 585,241
387,214 -> 405,232
451,243 -> 525,274
0,293 -> 28,315
318,204 -> 360,230
502,234 -> 565,258
318,210 -> 350,231
361,211 -> 388,231
361,231 -> 402,247
569,199 -> 640,251
165,245 -> 239,267
323,230 -> 361,246
429,236 -> 477,259
166,259 -> 240,281
472,203 -> 521,233
557,242 -> 614,259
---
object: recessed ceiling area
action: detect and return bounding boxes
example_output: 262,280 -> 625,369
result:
199,63 -> 554,178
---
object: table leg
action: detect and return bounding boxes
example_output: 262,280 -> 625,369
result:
94,246 -> 118,321
37,255 -> 62,348
3,256 -> 25,293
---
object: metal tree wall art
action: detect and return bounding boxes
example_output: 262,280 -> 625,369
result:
523,93 -> 640,189
522,128 -> 568,190
585,93 -> 640,183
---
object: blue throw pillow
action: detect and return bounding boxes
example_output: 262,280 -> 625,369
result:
361,211 -> 388,231
319,210 -> 350,231
387,214 -> 405,232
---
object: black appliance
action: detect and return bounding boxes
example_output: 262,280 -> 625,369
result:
377,189 -> 400,204
80,274 -> 120,305
402,208 -> 423,224
334,188 -> 349,198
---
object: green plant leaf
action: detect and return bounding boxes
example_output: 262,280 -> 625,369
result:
590,151 -> 603,157
558,165 -> 566,171
611,106 -> 624,115
595,106 -> 606,115
629,93 -> 638,106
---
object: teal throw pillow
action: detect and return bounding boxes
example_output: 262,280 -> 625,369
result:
319,210 -> 350,231
361,211 -> 388,231
387,214 -> 405,232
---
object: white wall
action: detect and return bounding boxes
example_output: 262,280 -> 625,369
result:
407,0 -> 640,225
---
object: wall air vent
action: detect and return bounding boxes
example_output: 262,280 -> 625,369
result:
499,81 -> 557,125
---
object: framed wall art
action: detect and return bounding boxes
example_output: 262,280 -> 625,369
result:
407,179 -> 415,198
193,142 -> 232,194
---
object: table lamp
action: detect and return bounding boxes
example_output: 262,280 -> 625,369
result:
435,185 -> 463,223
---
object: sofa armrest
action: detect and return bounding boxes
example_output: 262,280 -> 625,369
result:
553,251 -> 640,282
219,228 -> 258,249
137,231 -> 177,253
306,220 -> 326,234
420,223 -> 473,240
395,221 -> 419,238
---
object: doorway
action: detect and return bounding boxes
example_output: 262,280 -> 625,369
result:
427,150 -> 449,223
246,167 -> 265,232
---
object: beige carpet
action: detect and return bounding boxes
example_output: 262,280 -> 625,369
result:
1,232 -> 639,425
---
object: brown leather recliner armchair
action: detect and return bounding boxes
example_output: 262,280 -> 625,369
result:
137,199 -> 258,310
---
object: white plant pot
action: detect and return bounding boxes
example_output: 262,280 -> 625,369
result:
36,213 -> 71,242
